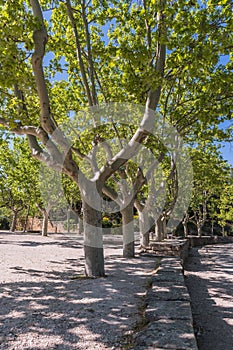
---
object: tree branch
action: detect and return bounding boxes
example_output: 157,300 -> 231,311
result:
66,0 -> 93,106
30,0 -> 72,154
102,184 -> 121,206
146,0 -> 166,111
81,0 -> 98,105
30,0 -> 56,134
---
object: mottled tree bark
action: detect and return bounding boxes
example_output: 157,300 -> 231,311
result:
155,215 -> 166,241
42,210 -> 48,236
182,213 -> 189,237
10,210 -> 18,232
122,201 -> 135,258
82,199 -> 105,277
138,210 -> 151,247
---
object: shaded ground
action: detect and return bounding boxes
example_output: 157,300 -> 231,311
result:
184,244 -> 233,350
0,232 -> 158,350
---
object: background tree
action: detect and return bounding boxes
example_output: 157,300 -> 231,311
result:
218,176 -> 233,235
186,145 -> 230,237
0,136 -> 40,231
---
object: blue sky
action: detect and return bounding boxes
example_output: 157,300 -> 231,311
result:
219,122 -> 233,165
220,141 -> 233,165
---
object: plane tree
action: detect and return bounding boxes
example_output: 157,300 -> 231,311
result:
217,172 -> 233,234
0,136 -> 40,231
184,145 -> 231,237
0,0 -> 166,277
0,0 -> 232,276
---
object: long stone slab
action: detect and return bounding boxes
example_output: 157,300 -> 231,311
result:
134,319 -> 197,349
145,300 -> 193,322
159,257 -> 184,272
133,254 -> 198,350
152,270 -> 185,283
147,282 -> 190,301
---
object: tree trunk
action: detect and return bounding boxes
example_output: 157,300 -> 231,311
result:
155,215 -> 166,241
122,201 -> 135,258
222,226 -> 225,236
182,214 -> 189,237
162,218 -> 167,239
197,222 -> 202,237
211,221 -> 214,236
67,207 -> 71,234
42,210 -> 48,236
30,216 -> 34,231
23,205 -> 30,232
138,210 -> 150,247
10,210 -> 18,232
78,216 -> 84,234
82,199 -> 105,277
183,221 -> 188,237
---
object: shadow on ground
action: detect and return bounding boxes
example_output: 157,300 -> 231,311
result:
0,233 -> 157,350
184,245 -> 233,350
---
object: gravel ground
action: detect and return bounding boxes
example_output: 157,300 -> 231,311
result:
184,244 -> 233,350
0,232 -> 158,350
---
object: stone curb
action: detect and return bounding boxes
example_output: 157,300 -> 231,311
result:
134,257 -> 198,350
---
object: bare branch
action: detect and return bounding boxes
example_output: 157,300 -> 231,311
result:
95,135 -> 113,162
98,114 -> 152,183
30,0 -> 57,134
66,0 -> 93,106
0,89 -> 14,98
165,171 -> 178,217
146,0 -> 166,110
133,167 -> 146,194
30,0 -> 72,155
94,68 -> 108,102
13,84 -> 66,167
143,0 -> 152,53
134,198 -> 144,212
0,117 -> 47,140
27,134 -> 63,172
81,0 -> 98,105
111,120 -> 124,148
72,146 -> 87,159
102,184 -> 121,205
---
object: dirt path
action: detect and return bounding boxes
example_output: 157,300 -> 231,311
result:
184,244 -> 233,350
0,232 -> 158,350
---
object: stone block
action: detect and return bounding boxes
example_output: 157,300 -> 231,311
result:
152,271 -> 185,283
135,318 -> 198,349
147,282 -> 190,302
145,300 -> 193,322
159,260 -> 183,274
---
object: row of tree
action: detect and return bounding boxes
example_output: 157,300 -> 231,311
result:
0,134 -> 232,237
0,0 -> 232,276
